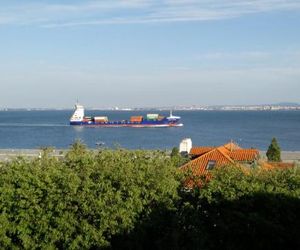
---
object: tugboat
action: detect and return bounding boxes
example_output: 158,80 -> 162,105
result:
70,104 -> 183,128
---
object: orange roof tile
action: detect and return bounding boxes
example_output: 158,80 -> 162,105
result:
190,147 -> 215,156
217,145 -> 231,155
180,148 -> 234,176
223,141 -> 241,151
180,141 -> 260,180
228,149 -> 259,161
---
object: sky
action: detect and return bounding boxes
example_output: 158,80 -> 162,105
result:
0,0 -> 300,108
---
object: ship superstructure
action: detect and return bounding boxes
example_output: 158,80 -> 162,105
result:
70,104 -> 183,127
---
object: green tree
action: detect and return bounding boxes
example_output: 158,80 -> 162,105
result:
173,166 -> 300,250
170,147 -> 179,158
266,137 -> 281,162
1,142 -> 300,249
170,147 -> 189,167
0,143 -> 180,249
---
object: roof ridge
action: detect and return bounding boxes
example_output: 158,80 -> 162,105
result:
179,147 -> 218,170
223,141 -> 241,151
230,148 -> 258,151
190,146 -> 216,154
228,148 -> 259,153
216,147 -> 235,163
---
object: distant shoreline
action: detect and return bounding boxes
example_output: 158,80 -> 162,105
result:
1,108 -> 300,112
0,149 -> 299,162
0,103 -> 300,112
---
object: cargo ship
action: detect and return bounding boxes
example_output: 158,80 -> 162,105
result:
70,104 -> 183,127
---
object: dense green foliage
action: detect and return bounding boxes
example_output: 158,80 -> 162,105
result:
171,147 -> 180,158
113,166 -> 300,250
170,147 -> 190,167
0,143 -> 299,249
0,143 -> 179,249
176,166 -> 300,250
267,137 -> 282,162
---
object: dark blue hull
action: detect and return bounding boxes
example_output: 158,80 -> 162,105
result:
70,118 -> 183,127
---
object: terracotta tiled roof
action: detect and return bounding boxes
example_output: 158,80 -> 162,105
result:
228,149 -> 259,161
217,146 -> 230,155
223,142 -> 241,151
180,148 -> 234,176
180,141 -> 259,178
190,147 -> 215,156
189,142 -> 241,156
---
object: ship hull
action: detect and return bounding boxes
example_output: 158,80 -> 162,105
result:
70,120 -> 183,128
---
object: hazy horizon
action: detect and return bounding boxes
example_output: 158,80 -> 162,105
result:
1,102 -> 299,110
1,0 -> 300,108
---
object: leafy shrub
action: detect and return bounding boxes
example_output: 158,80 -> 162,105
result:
175,166 -> 300,250
0,144 -> 180,249
0,145 -> 299,250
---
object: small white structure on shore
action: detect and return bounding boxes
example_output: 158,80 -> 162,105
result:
179,138 -> 192,154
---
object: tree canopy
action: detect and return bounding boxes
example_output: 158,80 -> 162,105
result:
0,143 -> 299,249
266,137 -> 281,162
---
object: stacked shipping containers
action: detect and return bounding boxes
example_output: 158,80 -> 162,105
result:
130,116 -> 143,122
94,116 -> 108,122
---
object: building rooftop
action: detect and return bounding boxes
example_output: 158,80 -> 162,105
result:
180,141 -> 260,177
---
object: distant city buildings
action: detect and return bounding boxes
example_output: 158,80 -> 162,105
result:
168,104 -> 300,111
0,104 -> 299,111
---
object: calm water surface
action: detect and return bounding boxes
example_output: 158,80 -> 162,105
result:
0,110 -> 299,150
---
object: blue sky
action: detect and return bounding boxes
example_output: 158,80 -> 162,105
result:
0,0 -> 300,108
